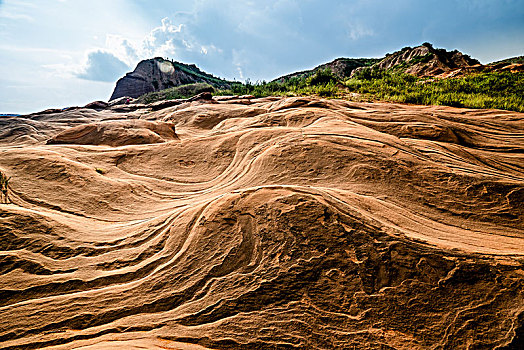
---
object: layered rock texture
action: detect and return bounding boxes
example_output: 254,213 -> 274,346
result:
0,96 -> 523,349
109,58 -> 232,101
352,44 -> 480,77
274,44 -> 485,82
47,119 -> 178,147
351,44 -> 524,78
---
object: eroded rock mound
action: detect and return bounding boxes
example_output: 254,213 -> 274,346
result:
47,119 -> 178,146
0,97 -> 523,349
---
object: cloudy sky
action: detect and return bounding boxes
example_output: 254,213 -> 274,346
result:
1,0 -> 523,114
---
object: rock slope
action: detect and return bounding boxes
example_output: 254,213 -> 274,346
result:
109,58 -> 232,101
0,97 -> 523,349
352,43 -> 480,77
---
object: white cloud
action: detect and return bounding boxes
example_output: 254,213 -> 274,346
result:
75,50 -> 130,82
105,34 -> 140,65
141,17 -> 205,60
108,2 -> 309,81
61,1 -> 317,83
92,16 -> 226,75
0,0 -> 35,21
41,63 -> 75,79
347,22 -> 374,40
44,17 -> 205,85
232,48 -> 247,80
0,10 -> 33,21
39,49 -> 130,83
236,66 -> 244,80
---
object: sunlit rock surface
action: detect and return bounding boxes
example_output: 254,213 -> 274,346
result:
0,96 -> 523,349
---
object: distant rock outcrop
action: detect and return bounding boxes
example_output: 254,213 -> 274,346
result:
486,56 -> 524,73
109,58 -> 232,101
352,43 -> 480,77
274,57 -> 380,82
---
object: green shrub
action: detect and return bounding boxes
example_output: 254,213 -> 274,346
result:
307,68 -> 338,86
410,53 -> 433,65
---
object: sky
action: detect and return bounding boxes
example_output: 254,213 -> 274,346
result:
1,0 -> 523,114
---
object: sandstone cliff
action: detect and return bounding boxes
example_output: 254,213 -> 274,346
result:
109,58 -> 232,101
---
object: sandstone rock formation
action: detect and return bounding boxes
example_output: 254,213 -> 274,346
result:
275,44 -> 487,82
108,96 -> 135,107
83,101 -> 109,110
109,58 -> 232,101
47,119 -> 178,147
0,97 -> 523,349
352,43 -> 480,77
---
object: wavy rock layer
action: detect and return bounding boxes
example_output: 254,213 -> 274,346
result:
47,120 -> 178,147
0,97 -> 523,349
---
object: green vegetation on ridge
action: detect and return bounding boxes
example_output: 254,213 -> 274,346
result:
218,68 -> 524,112
275,58 -> 379,82
137,66 -> 524,112
171,61 -> 230,86
215,69 -> 343,98
490,56 -> 524,65
346,69 -> 524,111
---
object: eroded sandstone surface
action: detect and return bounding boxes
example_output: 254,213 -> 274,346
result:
0,97 -> 523,349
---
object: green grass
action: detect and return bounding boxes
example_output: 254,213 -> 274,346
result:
344,70 -> 524,112
213,69 -> 523,112
215,69 -> 344,99
409,53 -> 433,65
171,62 -> 230,86
136,68 -> 523,113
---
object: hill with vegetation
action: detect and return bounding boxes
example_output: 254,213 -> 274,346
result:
352,43 -> 480,78
490,56 -> 524,65
273,57 -> 379,82
109,57 -> 234,101
216,44 -> 524,112
111,44 -> 524,112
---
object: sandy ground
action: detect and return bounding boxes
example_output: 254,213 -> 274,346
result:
0,96 -> 523,349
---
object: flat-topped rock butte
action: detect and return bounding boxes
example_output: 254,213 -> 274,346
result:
0,96 -> 523,349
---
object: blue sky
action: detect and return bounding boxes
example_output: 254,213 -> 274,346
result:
1,0 -> 523,114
